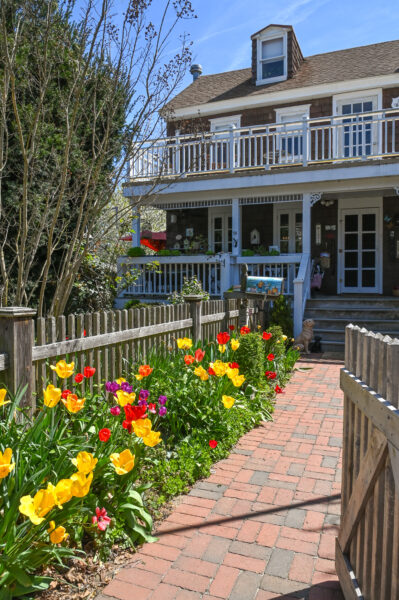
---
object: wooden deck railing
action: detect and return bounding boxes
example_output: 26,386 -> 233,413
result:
0,300 -> 240,409
337,324 -> 399,599
130,108 -> 399,180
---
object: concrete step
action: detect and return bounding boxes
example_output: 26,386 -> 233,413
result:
305,307 -> 399,320
314,327 -> 399,343
307,295 -> 399,307
304,315 -> 399,330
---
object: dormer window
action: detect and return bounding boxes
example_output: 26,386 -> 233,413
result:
257,31 -> 287,85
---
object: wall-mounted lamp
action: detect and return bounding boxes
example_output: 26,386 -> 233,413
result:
320,199 -> 335,207
170,213 -> 177,224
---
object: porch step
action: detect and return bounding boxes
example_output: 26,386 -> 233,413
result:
303,295 -> 399,352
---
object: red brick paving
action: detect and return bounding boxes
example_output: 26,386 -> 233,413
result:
99,359 -> 344,600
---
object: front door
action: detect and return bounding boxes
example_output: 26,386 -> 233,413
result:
339,208 -> 381,293
209,208 -> 232,253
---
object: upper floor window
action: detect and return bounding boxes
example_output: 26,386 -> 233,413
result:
256,31 -> 287,85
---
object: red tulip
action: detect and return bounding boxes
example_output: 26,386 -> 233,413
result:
217,332 -> 230,345
184,355 -> 195,365
267,353 -> 275,361
62,389 -> 72,399
240,326 -> 250,335
266,371 -> 277,380
228,325 -> 235,331
208,367 -> 216,376
99,428 -> 111,442
83,366 -> 96,378
74,373 -> 84,383
262,332 -> 272,340
275,385 -> 283,394
229,362 -> 239,369
194,348 -> 205,362
209,440 -> 218,449
124,404 -> 147,422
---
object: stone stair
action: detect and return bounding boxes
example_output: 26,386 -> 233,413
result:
303,295 -> 399,354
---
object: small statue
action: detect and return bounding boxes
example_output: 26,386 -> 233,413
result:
294,319 -> 315,354
240,263 -> 248,292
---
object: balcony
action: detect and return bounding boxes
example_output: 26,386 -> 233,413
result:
130,108 -> 399,181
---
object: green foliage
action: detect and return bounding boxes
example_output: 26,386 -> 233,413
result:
127,247 -> 146,257
123,300 -> 163,310
157,249 -> 181,256
269,295 -> 294,338
65,254 -> 116,313
234,333 -> 265,387
167,276 -> 210,304
242,249 -> 255,256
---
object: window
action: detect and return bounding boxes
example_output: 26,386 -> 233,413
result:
275,105 -> 310,161
261,38 -> 284,80
256,30 -> 287,85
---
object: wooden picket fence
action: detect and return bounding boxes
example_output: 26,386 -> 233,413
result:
337,324 -> 399,600
0,299 -> 242,405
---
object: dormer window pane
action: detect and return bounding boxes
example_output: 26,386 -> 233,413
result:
262,38 -> 283,59
262,60 -> 284,79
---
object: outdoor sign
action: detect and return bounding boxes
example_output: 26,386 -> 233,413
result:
245,276 -> 284,296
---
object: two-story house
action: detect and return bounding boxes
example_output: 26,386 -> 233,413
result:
119,24 -> 399,350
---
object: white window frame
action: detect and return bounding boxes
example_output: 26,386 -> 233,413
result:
274,105 -> 311,161
332,88 -> 382,157
256,29 -> 288,86
273,201 -> 303,254
210,115 -> 241,132
208,207 -> 232,253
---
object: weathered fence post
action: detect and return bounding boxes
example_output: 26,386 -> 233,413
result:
184,296 -> 203,343
0,307 -> 36,408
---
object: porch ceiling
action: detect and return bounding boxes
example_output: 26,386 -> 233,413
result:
152,193 -> 303,210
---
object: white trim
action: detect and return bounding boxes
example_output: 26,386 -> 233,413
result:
256,29 -> 288,86
210,114 -> 242,131
275,104 -> 311,121
170,74 -> 399,119
208,206 -> 232,253
337,196 -> 383,294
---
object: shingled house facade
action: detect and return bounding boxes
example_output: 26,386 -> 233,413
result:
120,24 -> 399,345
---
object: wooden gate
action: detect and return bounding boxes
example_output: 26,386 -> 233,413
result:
336,324 -> 399,599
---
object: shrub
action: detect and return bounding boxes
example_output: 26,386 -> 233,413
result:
127,246 -> 146,257
269,295 -> 293,338
234,332 -> 265,387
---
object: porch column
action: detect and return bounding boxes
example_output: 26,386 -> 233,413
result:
231,198 -> 241,256
131,204 -> 141,247
302,193 -> 312,255
231,198 -> 241,287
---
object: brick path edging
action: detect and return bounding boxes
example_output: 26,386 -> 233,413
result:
98,359 -> 344,600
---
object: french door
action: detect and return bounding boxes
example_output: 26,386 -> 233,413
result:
339,208 -> 381,293
336,97 -> 378,158
275,204 -> 302,253
209,208 -> 232,253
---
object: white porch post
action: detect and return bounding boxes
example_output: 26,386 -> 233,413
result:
131,205 -> 141,247
231,198 -> 241,287
302,193 -> 312,255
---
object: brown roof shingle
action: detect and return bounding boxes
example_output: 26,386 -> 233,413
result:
167,39 -> 399,112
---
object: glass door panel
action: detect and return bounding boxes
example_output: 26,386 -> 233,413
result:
277,208 -> 302,254
210,209 -> 232,253
341,100 -> 373,157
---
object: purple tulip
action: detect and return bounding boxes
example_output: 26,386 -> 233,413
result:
139,389 -> 150,401
158,395 -> 167,406
110,406 -> 121,416
138,398 -> 148,408
158,406 -> 167,417
105,381 -> 120,394
120,381 -> 133,393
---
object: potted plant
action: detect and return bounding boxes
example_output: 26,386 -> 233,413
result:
393,285 -> 399,297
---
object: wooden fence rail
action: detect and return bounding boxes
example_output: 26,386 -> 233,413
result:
0,300 -> 242,408
336,324 -> 399,600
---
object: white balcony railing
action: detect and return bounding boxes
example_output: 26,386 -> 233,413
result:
130,108 -> 399,180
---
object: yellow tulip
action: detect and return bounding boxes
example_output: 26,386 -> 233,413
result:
70,471 -> 93,498
142,431 -> 162,447
194,365 -> 209,381
43,384 -> 62,408
50,360 -> 75,378
0,448 -> 15,479
61,394 -> 85,413
48,479 -> 73,508
116,377 -> 126,384
71,451 -> 98,475
110,449 -> 135,475
135,374 -> 143,381
176,337 -> 193,350
48,521 -> 69,544
0,389 -> 10,407
226,367 -> 239,379
222,395 -> 235,409
231,374 -> 245,387
116,390 -> 136,407
230,339 -> 240,351
282,335 -> 288,341
218,344 -> 226,354
19,489 -> 55,525
133,418 -> 152,438
211,360 -> 228,377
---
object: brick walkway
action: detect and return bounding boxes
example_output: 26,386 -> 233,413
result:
99,359 -> 344,600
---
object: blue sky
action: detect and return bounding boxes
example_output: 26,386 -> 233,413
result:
167,0 -> 399,89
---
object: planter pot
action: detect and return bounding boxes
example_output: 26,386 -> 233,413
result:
393,289 -> 399,297
182,294 -> 204,302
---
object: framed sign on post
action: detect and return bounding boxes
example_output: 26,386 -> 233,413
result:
246,276 -> 284,297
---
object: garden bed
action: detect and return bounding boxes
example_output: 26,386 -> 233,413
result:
0,325 -> 298,599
